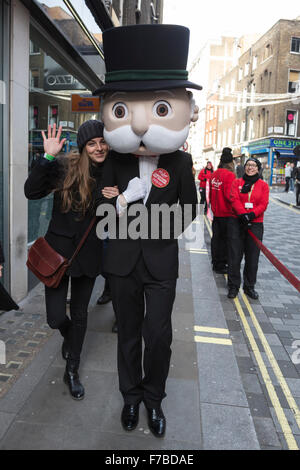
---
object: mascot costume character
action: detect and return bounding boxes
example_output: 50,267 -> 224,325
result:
94,24 -> 202,438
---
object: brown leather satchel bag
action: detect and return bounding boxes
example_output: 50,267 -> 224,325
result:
26,217 -> 96,288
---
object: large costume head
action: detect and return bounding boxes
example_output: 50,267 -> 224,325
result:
94,24 -> 202,156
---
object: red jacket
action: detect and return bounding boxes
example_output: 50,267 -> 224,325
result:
230,178 -> 269,222
210,168 -> 236,217
198,167 -> 213,189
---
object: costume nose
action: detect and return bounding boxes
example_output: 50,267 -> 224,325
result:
131,105 -> 149,136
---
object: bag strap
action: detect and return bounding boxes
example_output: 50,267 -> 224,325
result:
68,216 -> 97,266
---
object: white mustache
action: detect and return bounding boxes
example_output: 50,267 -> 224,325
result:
103,125 -> 190,154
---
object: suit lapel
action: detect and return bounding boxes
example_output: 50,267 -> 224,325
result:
145,151 -> 178,207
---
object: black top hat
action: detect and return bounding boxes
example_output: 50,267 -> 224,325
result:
93,24 -> 202,95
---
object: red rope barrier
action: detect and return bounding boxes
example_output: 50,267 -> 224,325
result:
248,229 -> 300,293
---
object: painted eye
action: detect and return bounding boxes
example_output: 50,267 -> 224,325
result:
153,100 -> 172,117
112,102 -> 128,119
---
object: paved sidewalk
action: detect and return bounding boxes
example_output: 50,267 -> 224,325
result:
0,214 -> 261,450
270,186 -> 300,209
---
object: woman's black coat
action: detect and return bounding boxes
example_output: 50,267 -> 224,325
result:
24,156 -> 103,278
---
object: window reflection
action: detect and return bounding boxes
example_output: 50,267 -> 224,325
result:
28,33 -> 100,244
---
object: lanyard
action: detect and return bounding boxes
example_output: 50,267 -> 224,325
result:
248,184 -> 255,202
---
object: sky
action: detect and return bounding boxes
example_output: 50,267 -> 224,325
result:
163,0 -> 300,66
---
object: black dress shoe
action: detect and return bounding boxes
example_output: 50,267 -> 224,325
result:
63,360 -> 84,400
243,287 -> 259,299
121,404 -> 139,431
146,406 -> 166,438
61,338 -> 70,361
227,287 -> 238,299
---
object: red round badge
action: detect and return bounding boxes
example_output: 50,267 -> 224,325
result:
151,168 -> 170,188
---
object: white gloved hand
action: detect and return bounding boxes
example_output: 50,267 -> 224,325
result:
122,177 -> 147,204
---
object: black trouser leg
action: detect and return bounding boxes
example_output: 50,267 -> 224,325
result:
199,188 -> 206,204
227,217 -> 245,289
142,272 -> 176,408
109,256 -> 176,408
211,217 -> 229,270
68,276 -> 96,362
285,177 -> 290,192
296,184 -> 300,205
45,276 -> 71,337
243,223 -> 263,289
45,275 -> 95,362
109,268 -> 145,406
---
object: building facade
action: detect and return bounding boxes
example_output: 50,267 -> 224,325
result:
1,0 -> 163,302
189,34 -> 260,168
215,19 -> 300,184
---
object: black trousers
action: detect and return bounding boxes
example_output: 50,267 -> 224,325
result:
211,217 -> 229,270
285,177 -> 290,192
108,256 -> 177,408
296,183 -> 300,205
227,218 -> 263,290
45,275 -> 96,362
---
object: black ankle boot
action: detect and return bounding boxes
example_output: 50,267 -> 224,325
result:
64,360 -> 85,400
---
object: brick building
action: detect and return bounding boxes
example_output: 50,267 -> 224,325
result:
215,19 -> 300,185
189,34 -> 260,168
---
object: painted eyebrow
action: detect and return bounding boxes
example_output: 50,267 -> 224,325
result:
153,90 -> 176,97
109,92 -> 128,99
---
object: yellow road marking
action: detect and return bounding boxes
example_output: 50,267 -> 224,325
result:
203,215 -> 299,449
188,248 -> 208,254
194,335 -> 232,346
240,291 -> 300,430
270,196 -> 300,214
194,326 -> 229,335
234,296 -> 298,450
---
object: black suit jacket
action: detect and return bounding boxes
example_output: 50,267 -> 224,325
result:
24,157 -> 103,278
97,150 -> 198,280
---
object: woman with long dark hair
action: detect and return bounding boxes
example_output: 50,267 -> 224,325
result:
24,121 -> 118,399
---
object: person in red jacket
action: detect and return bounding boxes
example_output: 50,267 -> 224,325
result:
210,148 -> 236,274
198,161 -> 213,213
227,157 -> 269,299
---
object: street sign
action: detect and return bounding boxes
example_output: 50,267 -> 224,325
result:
71,95 -> 100,113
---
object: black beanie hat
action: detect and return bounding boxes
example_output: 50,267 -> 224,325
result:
77,120 -> 104,153
220,147 -> 233,163
245,157 -> 261,171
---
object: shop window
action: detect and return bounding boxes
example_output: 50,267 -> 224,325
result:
291,37 -> 300,53
30,69 -> 39,88
30,40 -> 40,55
288,70 -> 300,93
48,105 -> 58,126
286,110 -> 297,137
29,106 -> 39,130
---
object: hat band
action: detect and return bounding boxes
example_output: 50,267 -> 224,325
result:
105,69 -> 188,83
